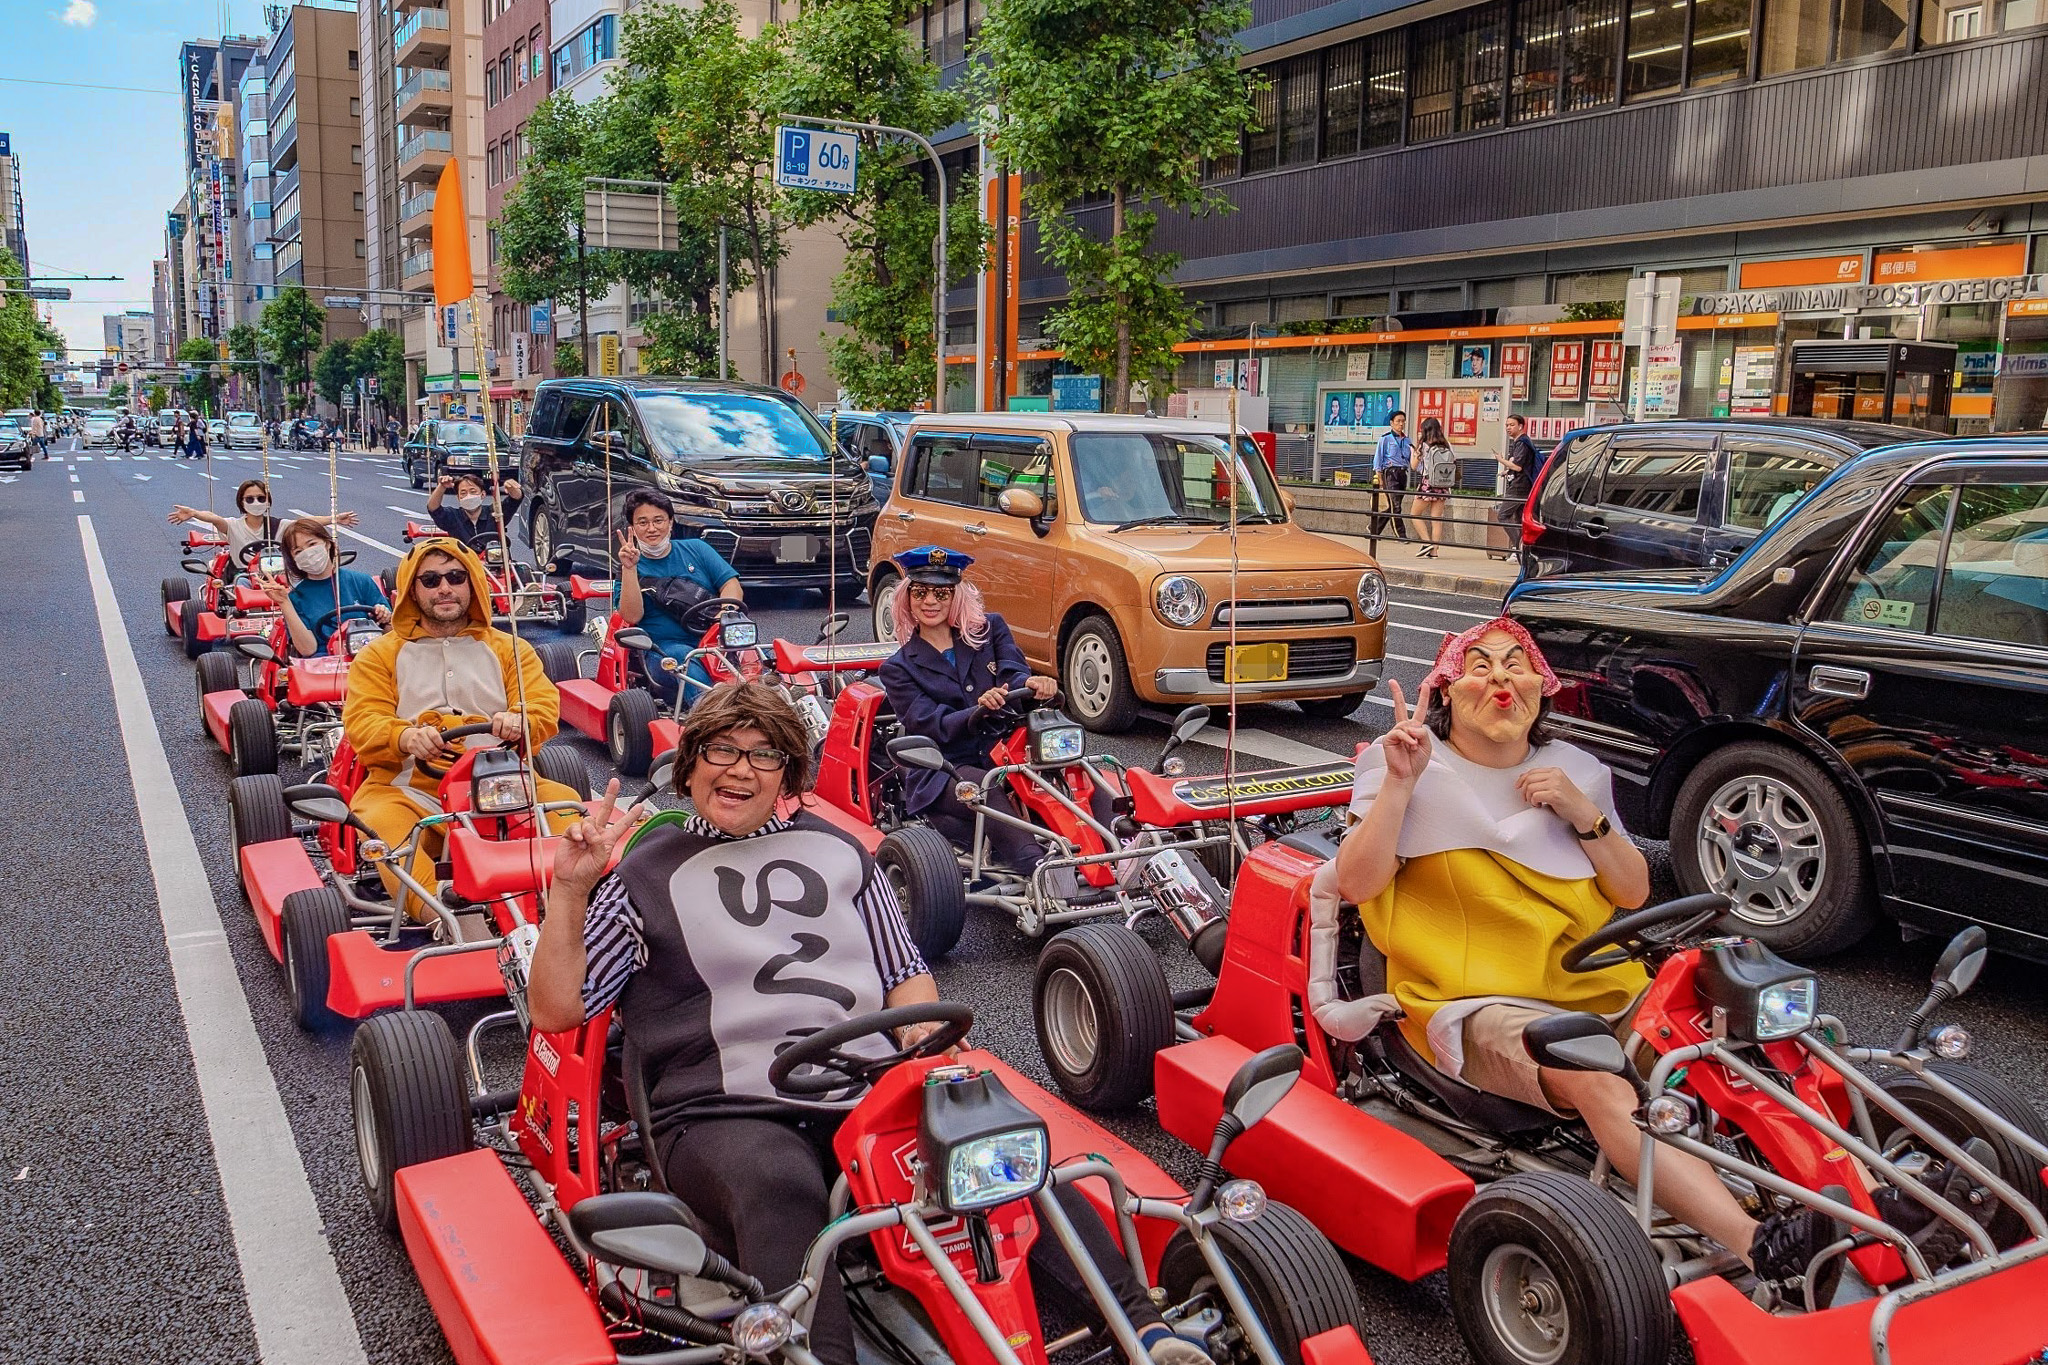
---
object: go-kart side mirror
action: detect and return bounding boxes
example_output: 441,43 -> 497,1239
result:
1221,1043 -> 1305,1131
1932,925 -> 1989,996
997,486 -> 1045,519
615,628 -> 656,653
181,558 -> 213,575
282,782 -> 354,828
1170,704 -> 1211,747
818,612 -> 849,642
569,1193 -> 711,1279
1522,1013 -> 1631,1076
887,735 -> 950,773
234,636 -> 278,663
338,550 -> 357,565
548,547 -> 575,576
644,749 -> 679,794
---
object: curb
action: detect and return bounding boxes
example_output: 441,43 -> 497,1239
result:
1380,564 -> 1514,601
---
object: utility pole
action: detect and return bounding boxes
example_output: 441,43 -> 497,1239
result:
577,220 -> 592,378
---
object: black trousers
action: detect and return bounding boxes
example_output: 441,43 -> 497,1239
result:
920,765 -> 1117,878
663,1111 -> 1161,1365
1368,466 -> 1410,540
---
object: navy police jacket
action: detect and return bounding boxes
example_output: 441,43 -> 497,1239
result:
878,613 -> 1034,814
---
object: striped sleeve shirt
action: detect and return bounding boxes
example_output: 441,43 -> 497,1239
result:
579,813 -> 929,1016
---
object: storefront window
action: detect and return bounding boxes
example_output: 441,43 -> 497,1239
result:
1514,0 -> 1565,120
1625,0 -> 1688,98
1410,2 -> 1509,141
1563,0 -> 1626,106
1689,0 -> 1754,84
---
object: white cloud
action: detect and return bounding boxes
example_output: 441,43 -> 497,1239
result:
60,0 -> 97,25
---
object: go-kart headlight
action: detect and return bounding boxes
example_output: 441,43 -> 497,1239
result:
1154,575 -> 1207,627
1032,724 -> 1084,767
474,771 -> 533,814
945,1129 -> 1049,1213
721,617 -> 758,649
1355,570 -> 1387,622
1753,977 -> 1817,1040
918,1068 -> 1052,1214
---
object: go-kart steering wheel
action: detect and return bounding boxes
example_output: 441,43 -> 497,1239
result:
314,603 -> 387,653
766,1002 -> 974,1097
414,719 -> 515,778
1561,893 -> 1732,973
680,596 -> 741,637
239,538 -> 284,568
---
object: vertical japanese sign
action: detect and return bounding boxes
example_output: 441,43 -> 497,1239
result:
1587,340 -> 1625,401
1548,342 -> 1584,401
1415,387 -> 1448,435
599,333 -> 621,376
511,331 -> 529,381
1641,344 -> 1683,416
1446,389 -> 1481,444
1499,343 -> 1532,401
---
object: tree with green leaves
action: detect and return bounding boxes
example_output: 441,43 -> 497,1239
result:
145,382 -> 168,412
176,336 -> 221,412
351,328 -> 406,420
768,0 -> 986,409
108,380 -> 129,403
260,285 -> 326,410
0,248 -> 54,408
313,338 -> 357,408
972,0 -> 1256,411
555,341 -> 586,377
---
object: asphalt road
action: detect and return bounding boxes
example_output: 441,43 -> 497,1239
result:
4,435 -> 2045,1365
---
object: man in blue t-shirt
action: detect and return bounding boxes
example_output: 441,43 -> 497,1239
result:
614,489 -> 743,706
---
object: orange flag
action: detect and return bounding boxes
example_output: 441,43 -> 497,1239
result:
431,159 -> 472,310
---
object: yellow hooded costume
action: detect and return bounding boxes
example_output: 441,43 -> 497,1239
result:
343,537 -> 580,913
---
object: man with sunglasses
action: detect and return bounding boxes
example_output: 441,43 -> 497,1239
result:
341,538 -> 583,915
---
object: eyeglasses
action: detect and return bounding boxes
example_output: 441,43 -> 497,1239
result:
698,742 -> 789,772
416,568 -> 471,589
907,584 -> 955,601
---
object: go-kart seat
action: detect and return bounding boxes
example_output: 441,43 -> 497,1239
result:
1352,925 -> 1559,1135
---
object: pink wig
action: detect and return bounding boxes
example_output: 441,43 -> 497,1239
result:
890,575 -> 991,651
1421,615 -> 1561,697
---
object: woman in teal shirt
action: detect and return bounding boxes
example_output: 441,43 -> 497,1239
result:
613,490 -> 742,705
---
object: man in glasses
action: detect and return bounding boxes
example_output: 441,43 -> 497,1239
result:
341,538 -> 584,916
614,488 -> 744,708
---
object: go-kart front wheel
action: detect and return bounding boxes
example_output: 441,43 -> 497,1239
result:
1159,1201 -> 1362,1365
534,742 -> 594,802
1447,1171 -> 1672,1365
1033,923 -> 1173,1111
282,888 -> 350,1032
607,688 -> 659,777
876,825 -> 967,962
229,773 -> 293,865
195,650 -> 239,723
181,593 -> 209,659
350,1010 -> 473,1233
1877,1060 -> 2048,1249
533,639 -> 581,685
229,698 -> 278,777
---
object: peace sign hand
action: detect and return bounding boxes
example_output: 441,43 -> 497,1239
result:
616,529 -> 640,573
554,778 -> 640,896
1378,679 -> 1434,788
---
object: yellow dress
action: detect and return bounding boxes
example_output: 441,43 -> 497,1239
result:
1357,847 -> 1648,1068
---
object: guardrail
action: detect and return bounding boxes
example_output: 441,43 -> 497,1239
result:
399,188 -> 437,221
400,248 -> 434,279
395,67 -> 452,111
396,129 -> 453,165
393,6 -> 450,53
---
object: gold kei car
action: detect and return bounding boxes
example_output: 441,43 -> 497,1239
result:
868,414 -> 1387,731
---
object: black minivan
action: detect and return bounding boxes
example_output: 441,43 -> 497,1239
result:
1519,418 -> 1927,580
518,378 -> 880,590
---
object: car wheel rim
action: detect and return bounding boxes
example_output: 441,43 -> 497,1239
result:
1479,1243 -> 1569,1365
352,1064 -> 383,1192
1041,967 -> 1101,1080
1068,635 -> 1114,719
1695,774 -> 1828,927
532,514 -> 552,566
872,581 -> 896,643
883,858 -> 914,925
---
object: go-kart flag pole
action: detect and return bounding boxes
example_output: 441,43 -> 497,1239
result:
1223,333 -> 1249,843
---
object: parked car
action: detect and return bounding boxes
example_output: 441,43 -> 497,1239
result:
1518,418 -> 1928,581
870,413 -> 1388,731
82,413 -> 120,447
1507,434 -> 2048,962
226,413 -> 264,450
0,416 -> 32,470
402,417 -> 517,488
828,409 -> 913,504
518,378 -> 878,591
208,418 -> 228,443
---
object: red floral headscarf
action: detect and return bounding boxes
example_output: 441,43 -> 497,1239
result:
1420,616 -> 1562,698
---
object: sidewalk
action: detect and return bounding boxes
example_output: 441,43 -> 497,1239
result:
1329,533 -> 1520,601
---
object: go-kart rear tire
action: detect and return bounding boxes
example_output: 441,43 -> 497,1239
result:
229,697 -> 279,777
375,567 -> 397,600
560,594 -> 587,636
533,639 -> 581,684
1033,922 -> 1173,1111
181,592 -> 209,659
229,773 -> 293,858
607,687 -> 659,777
1447,1171 -> 1672,1365
196,649 -> 239,719
1159,1201 -> 1363,1365
534,743 -> 594,802
350,1010 -> 472,1234
875,825 -> 967,962
282,888 -> 350,1032
162,577 -> 190,634
1876,1061 -> 2048,1249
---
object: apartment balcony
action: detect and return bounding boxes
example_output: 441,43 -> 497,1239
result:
393,6 -> 451,66
398,187 -> 436,241
396,128 -> 453,185
270,107 -> 298,164
395,67 -> 453,124
272,165 -> 298,210
401,248 -> 435,291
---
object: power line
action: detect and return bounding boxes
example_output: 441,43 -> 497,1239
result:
0,76 -> 180,97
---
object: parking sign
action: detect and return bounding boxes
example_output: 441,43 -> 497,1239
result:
775,126 -> 857,194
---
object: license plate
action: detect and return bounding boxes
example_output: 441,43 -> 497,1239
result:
776,535 -> 815,564
1225,642 -> 1289,684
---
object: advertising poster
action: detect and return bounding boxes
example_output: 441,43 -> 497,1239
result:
1415,387 -> 1449,436
1425,344 -> 1454,379
1447,389 -> 1481,444
1587,340 -> 1625,401
1214,359 -> 1237,388
1319,387 -> 1401,447
1549,342 -> 1585,401
1641,344 -> 1683,416
1500,343 -> 1532,400
1344,351 -> 1373,381
1457,344 -> 1492,378
1731,345 -> 1775,416
1238,357 -> 1260,392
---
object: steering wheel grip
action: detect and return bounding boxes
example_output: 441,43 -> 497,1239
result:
766,1002 -> 974,1097
679,596 -> 738,636
1560,892 -> 1732,974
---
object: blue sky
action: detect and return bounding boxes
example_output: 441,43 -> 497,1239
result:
1,0 -> 273,354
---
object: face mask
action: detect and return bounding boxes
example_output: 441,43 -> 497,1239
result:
639,537 -> 672,559
242,499 -> 269,515
456,494 -> 486,512
293,545 -> 331,575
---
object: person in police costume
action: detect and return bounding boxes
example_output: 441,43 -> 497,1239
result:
878,546 -> 1112,879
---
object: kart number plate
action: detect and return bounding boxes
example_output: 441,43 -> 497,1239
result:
777,535 -> 817,564
1225,642 -> 1288,684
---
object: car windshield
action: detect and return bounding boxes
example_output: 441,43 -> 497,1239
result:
1070,431 -> 1287,527
438,420 -> 511,447
0,420 -> 19,435
229,417 -> 259,428
636,392 -> 832,465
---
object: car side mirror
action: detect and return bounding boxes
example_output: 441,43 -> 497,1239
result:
548,548 -> 575,576
819,612 -> 849,641
282,782 -> 352,827
867,454 -> 889,475
615,628 -> 655,652
1220,1043 -> 1304,1130
1931,925 -> 1989,996
234,636 -> 277,663
887,735 -> 949,772
1523,1013 -> 1630,1075
998,487 -> 1045,520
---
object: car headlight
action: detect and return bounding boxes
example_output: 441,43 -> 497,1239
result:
946,1129 -> 1049,1213
474,771 -> 533,814
1355,570 -> 1387,622
918,1067 -> 1052,1214
721,617 -> 758,648
1753,977 -> 1817,1040
1154,575 -> 1207,627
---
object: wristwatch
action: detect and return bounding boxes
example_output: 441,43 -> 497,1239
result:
1575,814 -> 1612,841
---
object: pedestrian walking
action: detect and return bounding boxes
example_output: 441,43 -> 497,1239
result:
1367,409 -> 1412,543
1410,416 -> 1455,559
187,418 -> 207,460
27,410 -> 47,460
1491,414 -> 1538,560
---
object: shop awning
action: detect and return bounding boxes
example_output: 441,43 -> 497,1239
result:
488,386 -> 519,399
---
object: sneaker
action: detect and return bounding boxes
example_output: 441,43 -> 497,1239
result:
1751,1199 -> 1848,1307
1139,1326 -> 1215,1365
1875,1138 -> 2001,1269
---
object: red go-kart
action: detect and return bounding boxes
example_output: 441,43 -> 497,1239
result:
1060,825 -> 2048,1365
192,603 -> 386,778
346,959 -> 1373,1365
401,521 -> 585,633
161,532 -> 285,660
225,719 -> 598,1031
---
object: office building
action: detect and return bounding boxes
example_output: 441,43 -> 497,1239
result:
0,132 -> 28,277
180,36 -> 264,342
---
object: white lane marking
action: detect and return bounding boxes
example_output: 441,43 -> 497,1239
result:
77,455 -> 92,462
1386,650 -> 1434,665
134,474 -> 152,482
69,473 -> 78,483
1140,708 -> 1350,765
75,516 -> 370,1365
387,506 -> 428,521
72,489 -> 84,502
1393,601 -> 1494,622
290,508 -> 403,558
380,484 -> 416,496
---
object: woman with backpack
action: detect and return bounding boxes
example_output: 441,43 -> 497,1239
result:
1410,415 -> 1457,558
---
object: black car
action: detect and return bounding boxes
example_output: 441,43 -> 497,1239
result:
517,378 -> 878,590
827,410 -> 913,505
1519,418 -> 1928,580
404,418 -> 518,488
1507,435 -> 2048,962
